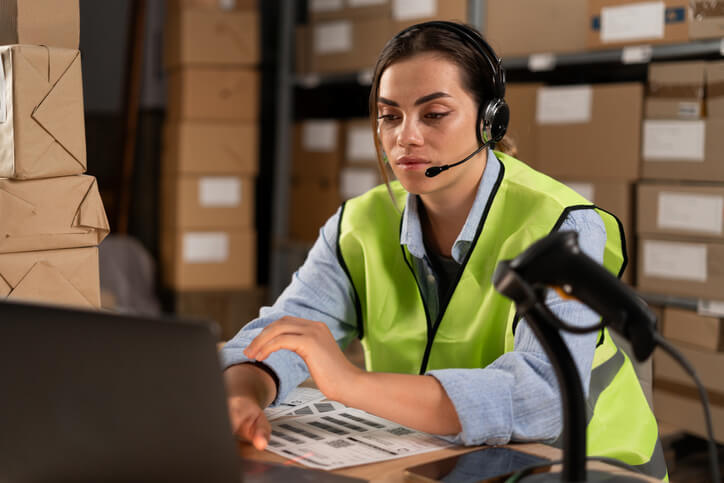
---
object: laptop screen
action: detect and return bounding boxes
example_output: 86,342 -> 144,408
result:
0,300 -> 241,482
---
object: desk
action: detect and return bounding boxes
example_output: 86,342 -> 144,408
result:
238,441 -> 658,482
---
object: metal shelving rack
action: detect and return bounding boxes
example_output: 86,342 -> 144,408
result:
268,0 -> 724,303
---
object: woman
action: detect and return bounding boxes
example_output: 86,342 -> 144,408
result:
220,21 -> 665,479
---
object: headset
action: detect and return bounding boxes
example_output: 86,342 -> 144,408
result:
383,21 -> 510,178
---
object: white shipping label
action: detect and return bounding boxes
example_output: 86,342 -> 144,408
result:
199,177 -> 242,207
642,120 -> 705,161
313,21 -> 352,55
183,232 -> 229,264
697,299 -> 724,317
346,127 -> 377,162
643,239 -> 707,282
310,0 -> 343,12
563,182 -> 595,202
657,192 -> 724,235
393,0 -> 436,20
528,53 -> 556,72
302,120 -> 339,152
348,0 -> 387,7
536,86 -> 593,125
678,102 -> 701,119
0,57 -> 6,123
601,2 -> 665,43
340,168 -> 379,200
217,0 -> 236,10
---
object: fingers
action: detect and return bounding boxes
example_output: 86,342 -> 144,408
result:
249,334 -> 307,362
251,412 -> 271,451
245,317 -> 326,360
228,396 -> 270,450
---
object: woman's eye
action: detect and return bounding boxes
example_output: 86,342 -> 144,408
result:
425,112 -> 449,120
378,114 -> 399,121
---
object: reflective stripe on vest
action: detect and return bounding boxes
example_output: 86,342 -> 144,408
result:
337,152 -> 666,479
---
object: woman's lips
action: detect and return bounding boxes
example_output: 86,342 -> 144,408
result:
396,156 -> 431,171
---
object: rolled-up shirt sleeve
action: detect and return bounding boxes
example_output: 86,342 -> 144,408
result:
428,208 -> 607,446
220,207 -> 359,406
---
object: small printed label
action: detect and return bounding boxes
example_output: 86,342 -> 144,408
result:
528,53 -> 556,72
310,0 -> 343,13
563,182 -> 595,202
313,21 -> 352,55
697,299 -> 724,318
642,239 -> 707,282
392,0 -> 436,20
302,120 -> 339,152
642,120 -> 705,161
677,102 -> 701,119
199,177 -> 242,207
217,0 -> 236,10
340,167 -> 379,200
601,2 -> 665,43
348,0 -> 386,7
346,127 -> 377,162
657,192 -> 723,235
536,86 -> 593,125
183,232 -> 229,264
621,45 -> 653,64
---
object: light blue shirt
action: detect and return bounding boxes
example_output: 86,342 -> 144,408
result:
220,150 -> 607,446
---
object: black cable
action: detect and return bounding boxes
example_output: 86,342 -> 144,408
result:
653,332 -> 721,483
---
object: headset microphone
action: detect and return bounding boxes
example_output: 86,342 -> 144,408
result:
424,140 -> 490,178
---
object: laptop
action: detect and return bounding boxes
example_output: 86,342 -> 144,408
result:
0,300 -> 362,482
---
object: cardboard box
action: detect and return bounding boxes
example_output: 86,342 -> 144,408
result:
308,0 -> 390,21
707,61 -> 724,119
637,182 -> 724,240
166,68 -> 259,121
0,175 -> 109,254
560,179 -> 636,283
505,83 -> 542,168
289,177 -> 340,242
161,229 -> 256,290
0,0 -> 79,49
536,83 -> 643,181
653,388 -> 724,442
689,0 -> 724,39
167,0 -> 257,11
641,119 -> 724,181
645,61 -> 706,119
485,0 -> 587,57
0,246 -> 100,308
0,45 -> 86,179
292,120 -> 343,182
164,9 -> 259,68
161,174 -> 256,229
391,0 -> 467,32
662,306 -> 724,351
654,338 -> 724,392
587,0 -> 689,50
310,17 -> 392,73
175,286 -> 267,340
636,236 -> 724,300
162,122 -> 258,175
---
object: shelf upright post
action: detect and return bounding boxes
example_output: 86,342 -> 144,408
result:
269,0 -> 297,300
468,0 -> 484,32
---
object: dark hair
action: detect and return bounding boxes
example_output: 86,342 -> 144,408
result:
368,23 -> 517,195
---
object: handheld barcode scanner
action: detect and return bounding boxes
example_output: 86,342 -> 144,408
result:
493,231 -> 719,483
494,231 -> 657,361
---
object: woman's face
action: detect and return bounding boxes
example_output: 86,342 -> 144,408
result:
377,52 -> 483,196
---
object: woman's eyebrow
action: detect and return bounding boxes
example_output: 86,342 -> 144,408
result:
377,92 -> 451,107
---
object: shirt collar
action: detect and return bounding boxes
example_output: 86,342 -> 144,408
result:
400,149 -> 502,263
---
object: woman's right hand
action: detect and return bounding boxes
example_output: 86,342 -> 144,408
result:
224,363 -> 278,451
227,394 -> 271,450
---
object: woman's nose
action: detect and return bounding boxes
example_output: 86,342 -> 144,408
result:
397,117 -> 424,147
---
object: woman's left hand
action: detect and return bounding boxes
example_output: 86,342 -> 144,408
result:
243,316 -> 363,402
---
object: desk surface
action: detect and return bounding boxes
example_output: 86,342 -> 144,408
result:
238,441 -> 657,482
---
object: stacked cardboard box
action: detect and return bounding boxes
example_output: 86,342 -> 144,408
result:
0,0 -> 109,309
654,307 -> 724,442
533,83 -> 644,282
162,0 -> 259,291
638,61 -> 724,299
301,0 -> 467,75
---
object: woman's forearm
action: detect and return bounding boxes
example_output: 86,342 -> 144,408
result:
340,371 -> 462,436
